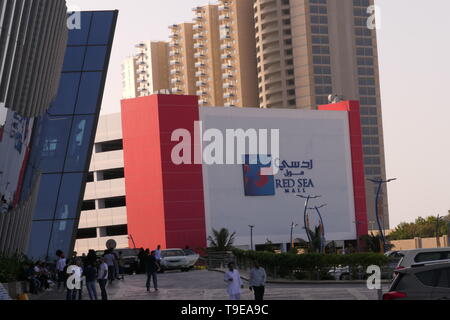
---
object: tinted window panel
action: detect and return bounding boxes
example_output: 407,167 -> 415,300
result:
62,47 -> 86,72
27,221 -> 52,261
47,220 -> 76,261
415,252 -> 444,263
38,116 -> 72,172
64,115 -> 95,171
416,270 -> 435,287
33,174 -> 62,220
75,72 -> 102,114
83,46 -> 107,71
67,12 -> 93,45
88,12 -> 114,45
55,173 -> 84,220
48,73 -> 80,115
437,268 -> 450,288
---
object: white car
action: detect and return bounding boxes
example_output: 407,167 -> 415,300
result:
159,249 -> 199,272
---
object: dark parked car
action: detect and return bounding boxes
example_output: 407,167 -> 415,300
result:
384,261 -> 450,300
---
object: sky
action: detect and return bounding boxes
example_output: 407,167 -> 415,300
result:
66,0 -> 450,228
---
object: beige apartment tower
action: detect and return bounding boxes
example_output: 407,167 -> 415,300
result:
192,5 -> 224,106
254,0 -> 389,228
218,0 -> 259,108
169,1 -> 259,108
121,41 -> 170,99
169,23 -> 197,96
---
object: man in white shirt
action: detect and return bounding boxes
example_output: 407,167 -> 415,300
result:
249,261 -> 267,301
56,252 -> 67,290
103,249 -> 116,283
154,245 -> 162,266
224,262 -> 243,300
97,258 -> 109,300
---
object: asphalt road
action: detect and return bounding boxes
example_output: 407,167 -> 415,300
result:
33,270 -> 388,300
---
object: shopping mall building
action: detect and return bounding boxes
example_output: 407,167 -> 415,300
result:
74,94 -> 369,253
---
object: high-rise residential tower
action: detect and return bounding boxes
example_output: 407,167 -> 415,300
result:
169,0 -> 259,108
218,0 -> 259,108
169,23 -> 197,95
121,41 -> 170,99
192,5 -> 224,107
254,0 -> 389,228
122,56 -> 138,99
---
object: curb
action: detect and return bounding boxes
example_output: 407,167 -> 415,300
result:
208,269 -> 391,285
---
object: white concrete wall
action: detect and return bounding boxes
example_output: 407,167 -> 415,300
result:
200,107 -> 357,247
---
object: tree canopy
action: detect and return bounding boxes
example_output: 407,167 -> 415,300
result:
388,212 -> 450,240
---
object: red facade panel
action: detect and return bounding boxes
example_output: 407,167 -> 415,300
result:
318,101 -> 369,244
121,95 -> 207,251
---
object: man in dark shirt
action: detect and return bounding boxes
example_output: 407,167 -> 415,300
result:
145,251 -> 160,292
84,262 -> 98,300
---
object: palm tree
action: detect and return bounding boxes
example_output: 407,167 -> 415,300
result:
207,228 -> 236,252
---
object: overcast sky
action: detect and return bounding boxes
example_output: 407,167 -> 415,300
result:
66,0 -> 450,228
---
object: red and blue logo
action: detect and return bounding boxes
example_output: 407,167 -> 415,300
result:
242,155 -> 275,196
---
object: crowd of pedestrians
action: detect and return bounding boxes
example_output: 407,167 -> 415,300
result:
224,261 -> 267,301
21,245 -> 267,301
52,248 -> 126,300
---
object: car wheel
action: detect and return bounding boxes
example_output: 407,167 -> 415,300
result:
340,273 -> 350,281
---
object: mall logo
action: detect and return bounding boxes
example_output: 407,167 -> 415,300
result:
171,121 -> 280,176
243,155 -> 276,196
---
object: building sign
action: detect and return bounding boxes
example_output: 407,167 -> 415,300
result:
276,159 -> 315,195
243,156 -> 316,197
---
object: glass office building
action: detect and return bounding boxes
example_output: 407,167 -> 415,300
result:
22,11 -> 118,261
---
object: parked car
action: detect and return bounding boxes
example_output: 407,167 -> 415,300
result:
328,251 -> 402,281
160,249 -> 199,272
96,248 -> 139,274
383,261 -> 450,300
391,248 -> 450,277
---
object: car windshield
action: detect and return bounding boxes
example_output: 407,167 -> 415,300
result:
183,249 -> 196,255
162,250 -> 185,257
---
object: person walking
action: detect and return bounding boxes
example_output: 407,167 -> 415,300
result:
138,248 -> 145,274
224,262 -> 243,300
117,251 -> 125,280
85,261 -> 98,300
155,245 -> 162,266
56,251 -> 67,290
145,251 -> 160,292
249,261 -> 267,301
97,258 -> 108,300
103,249 -> 116,284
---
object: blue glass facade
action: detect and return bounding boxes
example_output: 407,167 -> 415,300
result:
22,11 -> 118,261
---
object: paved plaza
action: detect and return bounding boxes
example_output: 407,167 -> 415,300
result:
33,270 -> 387,301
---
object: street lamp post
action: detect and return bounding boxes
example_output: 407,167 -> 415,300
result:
290,222 -> 298,250
436,215 -> 443,248
297,194 -> 321,244
368,178 -> 397,253
249,225 -> 255,251
307,204 -> 327,254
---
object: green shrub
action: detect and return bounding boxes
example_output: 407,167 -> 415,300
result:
232,249 -> 388,281
0,253 -> 30,283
